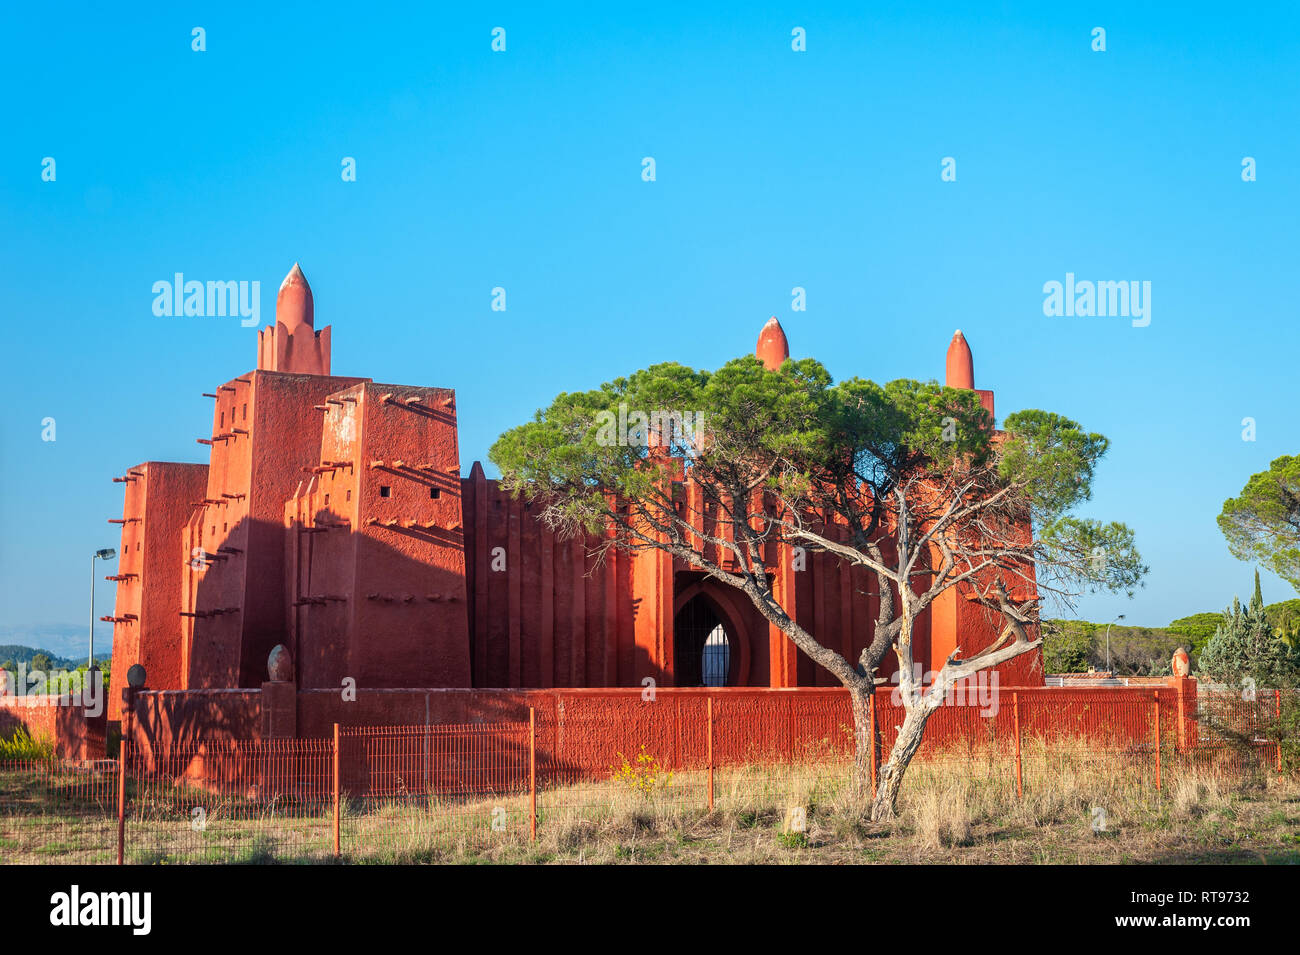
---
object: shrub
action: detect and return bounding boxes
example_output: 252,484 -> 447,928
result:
0,725 -> 55,760
610,745 -> 674,795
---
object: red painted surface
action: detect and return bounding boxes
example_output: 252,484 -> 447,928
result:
0,695 -> 106,760
107,461 -> 208,721
124,683 -> 1202,789
286,380 -> 471,689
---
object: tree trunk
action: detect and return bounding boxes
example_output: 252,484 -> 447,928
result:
870,702 -> 933,822
848,684 -> 874,806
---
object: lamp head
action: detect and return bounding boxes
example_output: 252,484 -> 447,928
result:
96,548 -> 116,560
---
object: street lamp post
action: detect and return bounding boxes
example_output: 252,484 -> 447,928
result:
90,548 -> 117,669
1104,613 -> 1126,674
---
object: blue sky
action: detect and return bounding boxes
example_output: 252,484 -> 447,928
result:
2,2 -> 1297,655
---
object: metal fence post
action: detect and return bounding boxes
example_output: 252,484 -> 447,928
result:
1013,692 -> 1022,799
868,691 -> 878,800
332,723 -> 340,858
529,707 -> 537,841
1176,682 -> 1186,753
1277,690 -> 1284,775
116,737 -> 128,865
1153,692 -> 1162,792
707,696 -> 714,811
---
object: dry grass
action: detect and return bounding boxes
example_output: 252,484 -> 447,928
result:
3,740 -> 1297,864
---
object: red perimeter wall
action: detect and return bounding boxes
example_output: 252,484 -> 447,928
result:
0,695 -> 107,761
124,683 -> 1194,783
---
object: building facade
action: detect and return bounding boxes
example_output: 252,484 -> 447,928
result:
107,264 -> 1041,719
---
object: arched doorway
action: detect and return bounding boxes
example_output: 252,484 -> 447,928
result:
674,594 -> 735,686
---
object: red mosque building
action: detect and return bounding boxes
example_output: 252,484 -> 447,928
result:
105,264 -> 1040,722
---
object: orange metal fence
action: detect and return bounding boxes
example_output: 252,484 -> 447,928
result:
2,687 -> 1293,863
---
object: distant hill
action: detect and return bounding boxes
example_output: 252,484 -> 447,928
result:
0,623 -> 111,662
0,645 -> 108,670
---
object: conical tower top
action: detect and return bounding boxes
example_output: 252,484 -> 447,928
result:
276,262 -> 314,332
945,329 -> 974,389
756,316 -> 790,371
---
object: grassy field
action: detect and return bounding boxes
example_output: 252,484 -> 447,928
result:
3,746 -> 1297,864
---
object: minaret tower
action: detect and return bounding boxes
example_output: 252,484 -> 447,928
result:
257,263 -> 332,375
944,328 -> 995,420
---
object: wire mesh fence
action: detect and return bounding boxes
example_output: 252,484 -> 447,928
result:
1,686 -> 1293,864
0,757 -> 118,864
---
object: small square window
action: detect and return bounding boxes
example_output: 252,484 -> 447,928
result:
380,486 -> 391,498
429,487 -> 440,499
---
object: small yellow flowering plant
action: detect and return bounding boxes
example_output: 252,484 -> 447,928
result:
610,745 -> 674,795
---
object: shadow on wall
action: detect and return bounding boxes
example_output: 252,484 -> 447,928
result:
0,696 -> 106,760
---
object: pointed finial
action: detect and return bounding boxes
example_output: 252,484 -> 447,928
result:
276,262 -> 314,332
756,316 -> 790,371
945,329 -> 974,390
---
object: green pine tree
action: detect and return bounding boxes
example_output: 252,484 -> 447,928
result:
1198,578 -> 1300,688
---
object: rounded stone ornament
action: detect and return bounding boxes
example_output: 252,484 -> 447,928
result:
267,645 -> 294,683
1171,647 -> 1190,678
